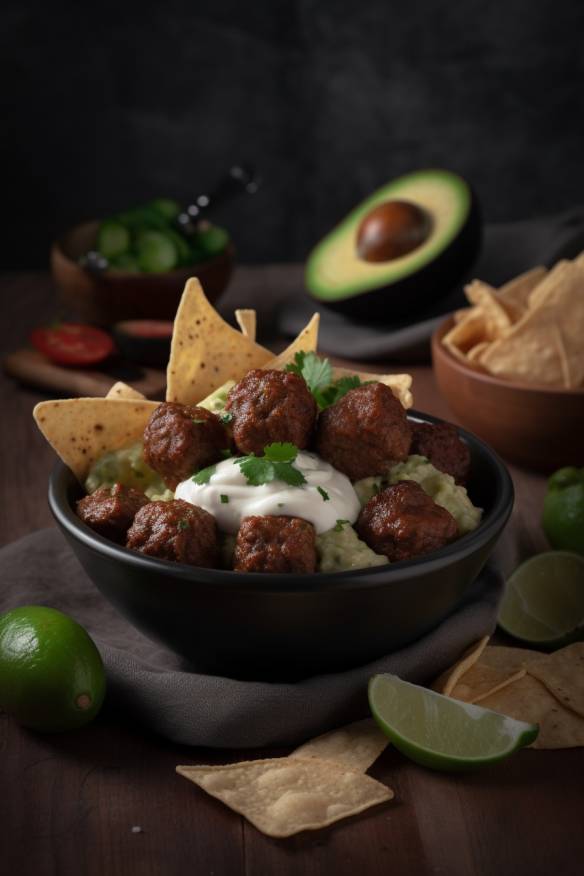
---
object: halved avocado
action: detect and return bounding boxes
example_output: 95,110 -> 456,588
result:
305,169 -> 481,321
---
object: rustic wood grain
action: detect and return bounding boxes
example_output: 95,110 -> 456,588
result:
0,272 -> 582,876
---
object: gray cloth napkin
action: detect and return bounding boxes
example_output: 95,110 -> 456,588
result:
279,207 -> 584,360
0,528 -> 503,748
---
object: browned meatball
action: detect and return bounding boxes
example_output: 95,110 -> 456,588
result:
357,480 -> 458,562
126,499 -> 218,567
411,421 -> 470,485
225,369 -> 317,456
77,483 -> 149,544
143,402 -> 230,489
233,515 -> 316,573
315,382 -> 412,480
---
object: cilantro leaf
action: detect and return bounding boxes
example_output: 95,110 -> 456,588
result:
317,486 -> 330,501
177,519 -> 189,531
286,351 -> 332,396
219,411 -> 233,424
192,464 -> 216,484
220,494 -> 229,504
236,443 -> 306,487
272,461 -> 306,486
263,442 -> 298,463
334,519 -> 350,532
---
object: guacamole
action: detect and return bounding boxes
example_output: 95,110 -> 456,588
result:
198,380 -> 236,414
388,455 -> 481,534
316,522 -> 388,572
85,442 -> 173,502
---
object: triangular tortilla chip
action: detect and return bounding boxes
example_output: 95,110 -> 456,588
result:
291,719 -> 388,773
479,645 -> 546,674
497,266 -> 547,311
331,365 -> 413,409
234,308 -> 257,342
449,664 -> 526,704
263,313 -> 320,370
33,398 -> 159,481
528,260 -> 571,309
176,757 -> 392,838
442,312 -> 488,357
166,279 -> 272,404
527,643 -> 584,719
479,673 -> 584,750
432,636 -> 490,696
106,381 -> 146,400
464,280 -> 519,330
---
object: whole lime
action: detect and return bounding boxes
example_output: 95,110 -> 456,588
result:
542,466 -> 584,556
0,606 -> 106,732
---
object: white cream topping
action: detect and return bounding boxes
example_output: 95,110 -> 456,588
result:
174,451 -> 361,534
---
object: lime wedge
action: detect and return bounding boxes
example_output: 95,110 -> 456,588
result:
368,673 -> 538,771
498,551 -> 584,648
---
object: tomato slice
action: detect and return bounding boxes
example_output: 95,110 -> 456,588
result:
30,323 -> 116,367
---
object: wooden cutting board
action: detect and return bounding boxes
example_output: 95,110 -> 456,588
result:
3,349 -> 166,399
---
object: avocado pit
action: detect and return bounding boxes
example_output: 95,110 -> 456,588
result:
356,200 -> 433,263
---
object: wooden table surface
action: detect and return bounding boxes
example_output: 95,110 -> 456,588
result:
1,271 -> 582,876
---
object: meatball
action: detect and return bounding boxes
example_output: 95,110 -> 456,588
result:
143,402 -> 230,489
77,483 -> 148,544
315,382 -> 412,481
225,369 -> 317,456
411,421 -> 470,485
126,499 -> 218,567
233,515 -> 316,573
357,480 -> 458,562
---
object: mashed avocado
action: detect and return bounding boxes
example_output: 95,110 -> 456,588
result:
198,379 -> 236,414
353,476 -> 383,506
316,522 -> 388,572
388,455 -> 481,534
85,442 -> 173,501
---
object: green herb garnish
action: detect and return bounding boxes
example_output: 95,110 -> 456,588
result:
334,519 -> 350,532
219,411 -> 234,424
317,486 -> 330,502
192,464 -> 217,484
237,443 -> 306,487
177,519 -> 189,531
286,351 -> 368,410
220,494 -> 229,504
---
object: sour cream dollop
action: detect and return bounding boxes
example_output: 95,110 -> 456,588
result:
174,451 -> 361,534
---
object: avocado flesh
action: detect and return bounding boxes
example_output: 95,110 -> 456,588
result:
306,169 -> 480,320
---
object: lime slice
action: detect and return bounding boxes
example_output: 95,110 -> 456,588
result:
498,551 -> 584,648
368,673 -> 538,771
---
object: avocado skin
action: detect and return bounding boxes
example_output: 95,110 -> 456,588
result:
310,190 -> 482,324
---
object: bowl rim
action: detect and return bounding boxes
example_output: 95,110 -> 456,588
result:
51,219 -> 235,278
48,409 -> 514,594
432,315 -> 584,396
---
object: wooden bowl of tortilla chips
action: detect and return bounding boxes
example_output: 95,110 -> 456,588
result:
432,258 -> 584,472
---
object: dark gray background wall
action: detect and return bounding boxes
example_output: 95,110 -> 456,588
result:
2,0 -> 583,268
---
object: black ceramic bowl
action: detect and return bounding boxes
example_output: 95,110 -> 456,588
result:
49,412 -> 513,681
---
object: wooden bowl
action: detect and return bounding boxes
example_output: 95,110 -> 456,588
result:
432,316 -> 584,472
51,220 -> 235,326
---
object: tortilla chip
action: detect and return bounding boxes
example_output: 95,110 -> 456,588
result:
331,365 -> 413,409
479,645 -> 546,674
291,719 -> 388,772
176,757 -> 392,838
166,279 -> 272,404
497,266 -> 547,311
443,313 -> 488,357
464,280 -> 518,332
449,664 -> 526,704
33,398 -> 159,481
527,643 -> 584,719
466,341 -> 490,363
263,313 -> 320,370
235,308 -> 257,342
105,381 -> 146,400
432,636 -> 490,696
479,673 -> 584,749
481,261 -> 584,386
